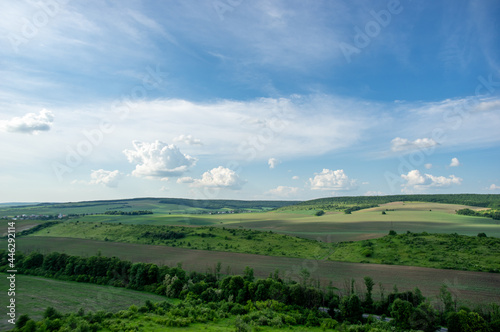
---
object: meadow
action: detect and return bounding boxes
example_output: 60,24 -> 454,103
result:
0,273 -> 172,331
47,201 -> 500,243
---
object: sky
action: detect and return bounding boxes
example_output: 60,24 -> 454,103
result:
1,0 -> 500,203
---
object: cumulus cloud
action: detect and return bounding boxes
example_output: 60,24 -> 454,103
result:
449,157 -> 460,167
489,184 -> 500,190
268,158 -> 280,169
424,163 -> 432,169
401,170 -> 462,192
89,169 -> 123,188
309,169 -> 357,191
266,186 -> 299,197
173,134 -> 203,145
292,175 -> 299,180
123,140 -> 196,179
391,137 -> 438,152
1,109 -> 54,134
185,166 -> 244,189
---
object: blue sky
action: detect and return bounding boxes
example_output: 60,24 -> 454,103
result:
1,0 -> 500,202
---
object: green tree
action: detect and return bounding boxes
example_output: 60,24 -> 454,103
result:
439,284 -> 455,313
390,298 -> 414,330
363,276 -> 375,311
340,294 -> 363,323
16,314 -> 31,329
410,302 -> 439,332
447,310 -> 489,332
243,266 -> 254,282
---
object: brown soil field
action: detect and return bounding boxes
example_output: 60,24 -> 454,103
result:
8,236 -> 500,307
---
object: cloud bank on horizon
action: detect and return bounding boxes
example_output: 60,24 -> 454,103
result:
0,0 -> 499,202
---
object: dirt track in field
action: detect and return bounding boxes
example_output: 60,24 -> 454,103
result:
10,236 -> 500,306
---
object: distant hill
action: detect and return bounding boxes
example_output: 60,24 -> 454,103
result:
0,197 -> 300,216
278,194 -> 500,212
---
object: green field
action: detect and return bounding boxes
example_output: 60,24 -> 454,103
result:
26,222 -> 331,259
0,273 -> 172,331
31,201 -> 499,244
328,232 -> 500,272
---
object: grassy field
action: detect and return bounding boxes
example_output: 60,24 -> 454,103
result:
40,201 -> 500,244
26,222 -> 331,259
6,236 -> 500,307
328,232 -> 500,272
0,273 -> 173,331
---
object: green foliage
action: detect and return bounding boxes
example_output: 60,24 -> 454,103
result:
390,298 -> 414,329
388,230 -> 397,236
457,208 -> 500,220
16,314 -> 31,329
340,294 -> 363,323
447,309 -> 490,332
410,302 -> 439,332
315,210 -> 325,216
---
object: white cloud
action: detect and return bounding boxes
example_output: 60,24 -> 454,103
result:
123,140 -> 196,179
390,137 -> 438,152
309,169 -> 357,191
266,186 -> 299,197
449,157 -> 460,167
474,100 -> 500,113
401,170 -> 462,192
424,163 -> 432,169
173,134 -> 203,145
1,109 -> 54,134
176,177 -> 195,184
89,169 -> 123,188
188,166 -> 244,189
489,184 -> 500,190
292,175 -> 299,180
268,158 -> 279,169
364,191 -> 385,196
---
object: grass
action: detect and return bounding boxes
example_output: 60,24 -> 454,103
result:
4,236 -> 500,307
0,273 -> 173,331
26,221 -> 331,259
328,232 -> 500,272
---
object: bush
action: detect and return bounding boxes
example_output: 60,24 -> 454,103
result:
388,230 -> 397,236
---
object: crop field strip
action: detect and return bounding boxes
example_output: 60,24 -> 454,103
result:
6,236 -> 500,307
